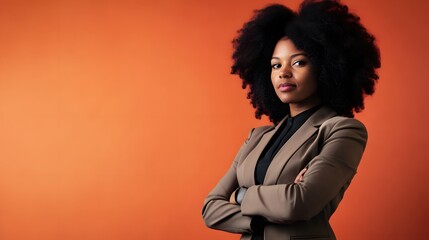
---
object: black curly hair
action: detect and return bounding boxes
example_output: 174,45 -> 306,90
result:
231,0 -> 380,123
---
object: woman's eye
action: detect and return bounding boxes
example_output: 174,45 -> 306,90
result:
293,60 -> 306,67
271,63 -> 281,69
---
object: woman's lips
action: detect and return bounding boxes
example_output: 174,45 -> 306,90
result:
278,83 -> 296,92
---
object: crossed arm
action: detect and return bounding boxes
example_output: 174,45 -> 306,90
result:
202,118 -> 367,232
202,155 -> 308,233
229,168 -> 306,204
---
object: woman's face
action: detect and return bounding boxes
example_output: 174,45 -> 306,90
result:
271,37 -> 320,109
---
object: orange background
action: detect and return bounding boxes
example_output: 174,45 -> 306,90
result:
0,0 -> 428,239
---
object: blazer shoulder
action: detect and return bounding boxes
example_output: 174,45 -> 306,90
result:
320,116 -> 368,139
244,125 -> 273,144
322,116 -> 366,128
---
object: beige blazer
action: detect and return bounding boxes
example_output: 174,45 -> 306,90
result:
202,106 -> 367,240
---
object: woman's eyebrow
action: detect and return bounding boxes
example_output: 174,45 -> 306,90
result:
290,53 -> 307,58
271,53 -> 308,60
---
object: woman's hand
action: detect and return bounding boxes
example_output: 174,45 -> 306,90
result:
294,168 -> 307,183
230,188 -> 238,204
230,187 -> 248,205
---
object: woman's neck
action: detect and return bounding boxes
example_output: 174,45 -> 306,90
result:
289,98 -> 321,117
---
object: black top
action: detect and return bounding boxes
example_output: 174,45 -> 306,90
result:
251,106 -> 320,240
254,106 -> 320,185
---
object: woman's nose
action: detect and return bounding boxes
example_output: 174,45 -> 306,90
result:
279,68 -> 292,79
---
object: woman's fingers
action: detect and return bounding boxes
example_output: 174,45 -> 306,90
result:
294,168 -> 307,183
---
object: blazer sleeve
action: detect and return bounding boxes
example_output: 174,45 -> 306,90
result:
240,118 -> 368,224
202,133 -> 253,234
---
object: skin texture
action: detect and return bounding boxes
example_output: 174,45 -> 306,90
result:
270,37 -> 321,117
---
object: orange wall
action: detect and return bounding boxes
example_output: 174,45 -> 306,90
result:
0,0 -> 428,239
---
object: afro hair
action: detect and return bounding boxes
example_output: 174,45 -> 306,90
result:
231,0 -> 380,123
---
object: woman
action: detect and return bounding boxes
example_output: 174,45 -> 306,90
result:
202,1 -> 380,239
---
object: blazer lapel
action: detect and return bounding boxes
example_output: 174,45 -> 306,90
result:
239,118 -> 285,187
263,106 -> 337,185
